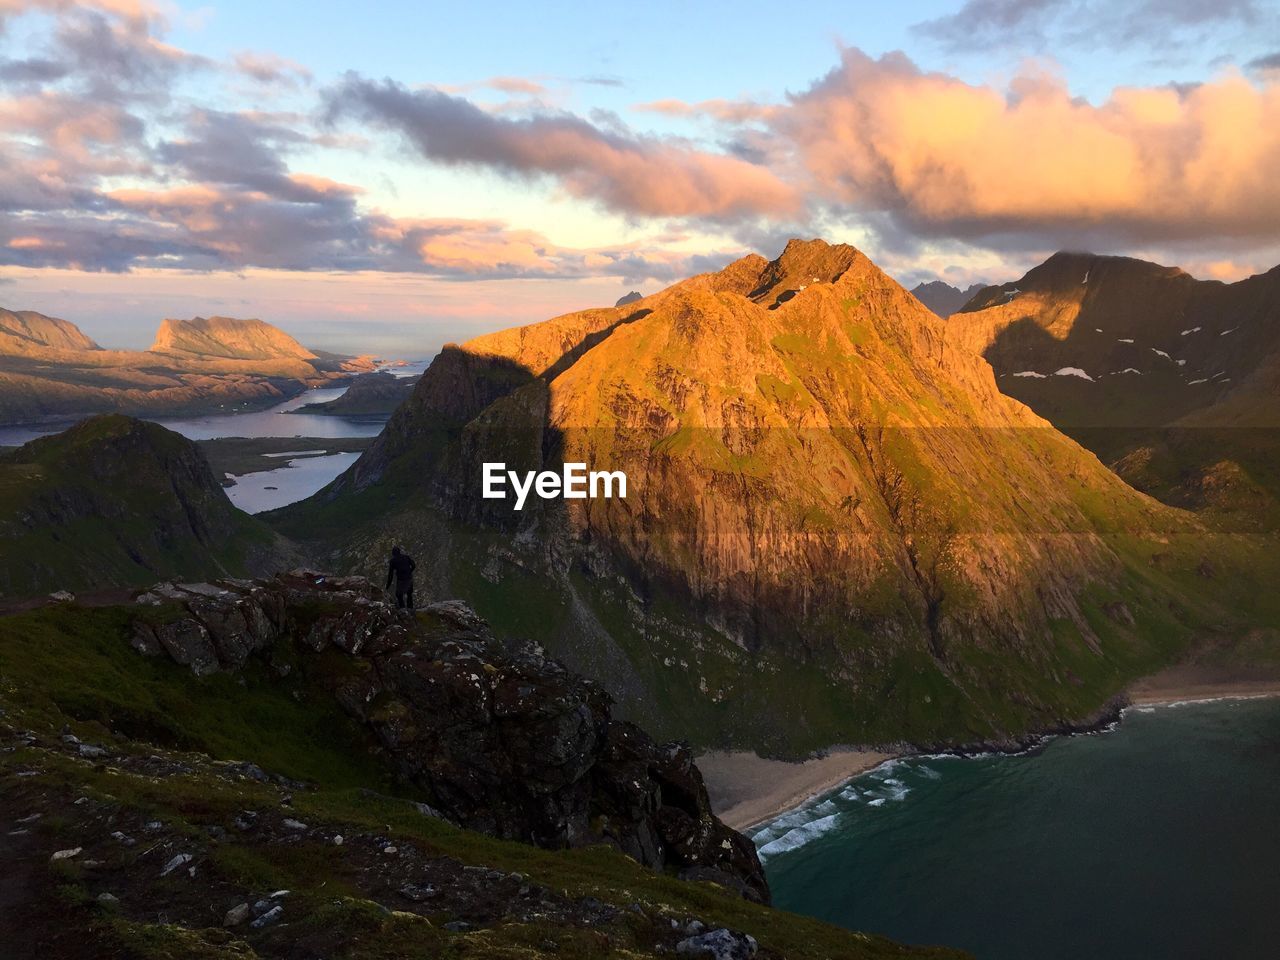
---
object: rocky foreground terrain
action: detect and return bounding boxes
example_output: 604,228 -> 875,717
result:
0,574 -> 964,959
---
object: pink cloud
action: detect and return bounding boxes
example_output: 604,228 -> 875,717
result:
774,49 -> 1280,244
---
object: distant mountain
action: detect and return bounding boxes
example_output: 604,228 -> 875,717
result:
948,252 -> 1280,524
0,309 -> 375,427
290,371 -> 420,417
271,239 -> 1267,755
0,307 -> 100,355
151,315 -> 318,362
0,415 -> 293,598
909,280 -> 986,317
615,290 -> 644,307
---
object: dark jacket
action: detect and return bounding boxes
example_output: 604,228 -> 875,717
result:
385,553 -> 416,589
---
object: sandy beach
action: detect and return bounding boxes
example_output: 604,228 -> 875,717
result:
1127,660 -> 1280,706
697,748 -> 895,831
1127,678 -> 1280,705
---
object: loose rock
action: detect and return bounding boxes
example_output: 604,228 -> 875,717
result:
676,928 -> 758,959
159,853 -> 193,877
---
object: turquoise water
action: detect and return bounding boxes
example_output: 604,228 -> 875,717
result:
756,697 -> 1280,960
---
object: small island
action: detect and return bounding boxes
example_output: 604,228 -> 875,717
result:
288,371 -> 421,417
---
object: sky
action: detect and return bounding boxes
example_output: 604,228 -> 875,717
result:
1,0 -> 1279,356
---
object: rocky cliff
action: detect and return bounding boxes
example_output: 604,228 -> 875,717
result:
128,571 -> 769,902
0,415 -> 292,598
272,240 -> 1257,755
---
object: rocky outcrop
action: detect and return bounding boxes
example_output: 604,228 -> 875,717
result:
128,571 -> 770,903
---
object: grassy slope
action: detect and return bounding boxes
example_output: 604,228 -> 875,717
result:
0,417 -> 282,599
0,602 -> 966,960
271,461 -> 1280,758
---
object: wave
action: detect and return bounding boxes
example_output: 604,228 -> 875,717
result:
755,812 -> 842,861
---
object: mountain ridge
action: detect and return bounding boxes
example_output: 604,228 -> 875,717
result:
910,280 -> 987,318
947,250 -> 1280,525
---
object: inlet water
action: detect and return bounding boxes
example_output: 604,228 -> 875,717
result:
756,697 -> 1280,960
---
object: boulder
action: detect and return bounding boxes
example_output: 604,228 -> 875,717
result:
676,928 -> 759,959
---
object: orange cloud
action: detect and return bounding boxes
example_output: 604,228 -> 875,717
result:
776,50 -> 1280,243
7,236 -> 51,249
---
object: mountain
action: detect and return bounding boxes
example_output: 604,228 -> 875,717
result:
290,370 -> 421,417
0,415 -> 293,599
616,290 -> 644,307
0,574 -> 965,959
271,239 -> 1275,755
948,252 -> 1280,525
0,308 -> 100,355
909,280 -> 986,318
150,315 -> 318,362
0,310 -> 375,426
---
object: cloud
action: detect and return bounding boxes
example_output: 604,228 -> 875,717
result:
324,75 -> 801,221
0,56 -> 68,83
915,0 -> 1263,52
4,0 -> 1277,294
0,180 -> 733,282
772,49 -> 1280,249
633,97 -> 776,124
0,3 -> 733,283
482,76 -> 547,96
577,74 -> 625,88
234,51 -> 312,87
1247,51 -> 1280,74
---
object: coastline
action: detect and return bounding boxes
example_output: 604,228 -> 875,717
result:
701,677 -> 1280,834
697,748 -> 896,831
1125,664 -> 1280,706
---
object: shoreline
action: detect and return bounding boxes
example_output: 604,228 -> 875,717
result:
697,748 -> 897,832
701,678 -> 1280,833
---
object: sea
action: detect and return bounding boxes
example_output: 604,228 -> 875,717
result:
0,360 -> 428,513
755,696 -> 1280,960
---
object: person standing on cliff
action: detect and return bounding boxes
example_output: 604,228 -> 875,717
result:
385,545 -> 417,610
